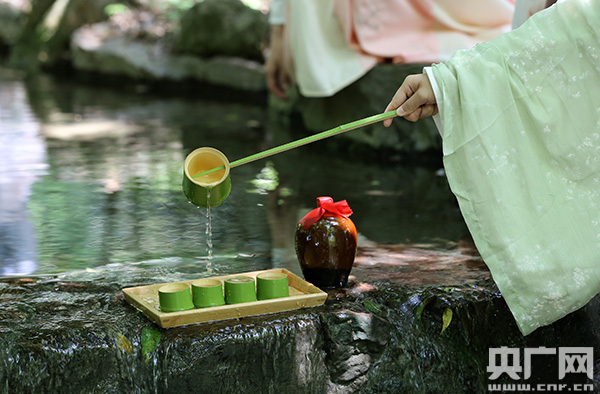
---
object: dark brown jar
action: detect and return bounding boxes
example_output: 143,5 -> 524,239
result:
295,197 -> 357,288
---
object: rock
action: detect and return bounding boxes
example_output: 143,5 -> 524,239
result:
70,22 -> 266,91
0,0 -> 29,46
1,245 -> 599,392
322,310 -> 390,392
287,63 -> 442,154
203,56 -> 266,92
71,22 -> 200,80
174,0 -> 268,62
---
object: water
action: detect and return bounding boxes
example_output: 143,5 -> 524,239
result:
0,67 -> 469,278
205,204 -> 212,266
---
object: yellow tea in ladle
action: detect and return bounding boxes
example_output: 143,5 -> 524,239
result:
182,147 -> 231,208
190,157 -> 227,184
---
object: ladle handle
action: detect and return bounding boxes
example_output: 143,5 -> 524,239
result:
193,110 -> 398,178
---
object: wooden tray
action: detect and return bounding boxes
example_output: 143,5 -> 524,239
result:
122,268 -> 327,328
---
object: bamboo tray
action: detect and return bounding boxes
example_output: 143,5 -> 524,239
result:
122,268 -> 327,328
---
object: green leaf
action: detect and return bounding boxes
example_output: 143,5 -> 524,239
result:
104,4 -> 129,17
141,327 -> 162,362
440,308 -> 453,335
415,296 -> 434,320
116,333 -> 133,354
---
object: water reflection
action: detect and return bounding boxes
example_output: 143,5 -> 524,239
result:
0,69 -> 47,275
0,67 -> 469,277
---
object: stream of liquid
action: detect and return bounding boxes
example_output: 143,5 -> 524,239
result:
205,189 -> 213,273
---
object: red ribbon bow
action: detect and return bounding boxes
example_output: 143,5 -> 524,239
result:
299,196 -> 353,230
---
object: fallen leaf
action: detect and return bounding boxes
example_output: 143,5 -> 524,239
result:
441,308 -> 453,334
116,333 -> 133,354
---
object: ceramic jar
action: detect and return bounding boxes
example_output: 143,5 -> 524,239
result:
295,197 -> 357,288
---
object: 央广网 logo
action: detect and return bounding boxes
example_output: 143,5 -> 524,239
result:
487,347 -> 594,392
488,346 -> 593,380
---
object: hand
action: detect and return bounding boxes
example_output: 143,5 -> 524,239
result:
265,25 -> 290,101
528,0 -> 547,16
383,73 -> 438,126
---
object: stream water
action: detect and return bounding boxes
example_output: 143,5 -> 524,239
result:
0,67 -> 469,278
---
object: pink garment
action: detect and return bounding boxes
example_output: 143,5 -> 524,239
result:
334,0 -> 515,64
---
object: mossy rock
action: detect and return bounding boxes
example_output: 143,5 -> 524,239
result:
174,0 -> 268,62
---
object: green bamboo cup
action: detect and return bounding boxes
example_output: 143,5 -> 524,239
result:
256,272 -> 289,300
224,276 -> 257,304
158,283 -> 195,312
192,278 -> 225,308
182,147 -> 231,208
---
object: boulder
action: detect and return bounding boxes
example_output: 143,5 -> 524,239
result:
1,244 -> 599,392
173,0 -> 268,62
71,22 -> 266,91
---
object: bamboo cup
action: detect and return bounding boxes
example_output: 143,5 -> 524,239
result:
158,283 -> 195,312
192,278 -> 225,308
256,272 -> 289,300
183,147 -> 231,208
224,276 -> 257,304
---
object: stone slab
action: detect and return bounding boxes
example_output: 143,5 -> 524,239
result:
70,22 -> 266,92
1,242 -> 598,393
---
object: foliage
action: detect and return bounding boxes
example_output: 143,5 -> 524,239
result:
147,0 -> 197,21
104,3 -> 130,17
141,327 -> 162,362
247,162 -> 279,194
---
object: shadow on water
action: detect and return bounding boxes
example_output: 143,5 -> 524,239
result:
0,66 -> 468,279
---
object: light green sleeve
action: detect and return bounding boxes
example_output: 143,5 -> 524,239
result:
429,0 -> 600,335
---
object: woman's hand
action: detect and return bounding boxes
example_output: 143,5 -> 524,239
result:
383,73 -> 438,126
265,25 -> 291,101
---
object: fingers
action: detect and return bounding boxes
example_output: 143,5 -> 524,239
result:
265,25 -> 289,101
278,70 -> 290,98
384,86 -> 409,114
383,74 -> 437,126
383,81 -> 412,127
421,104 -> 438,118
403,107 -> 422,122
266,64 -> 288,101
384,75 -> 417,114
403,105 -> 438,122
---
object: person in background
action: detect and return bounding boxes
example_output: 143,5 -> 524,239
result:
265,0 -> 516,100
512,0 -> 558,28
384,0 -> 600,335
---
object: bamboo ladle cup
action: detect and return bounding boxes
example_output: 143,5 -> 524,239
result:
192,110 -> 398,179
183,110 -> 398,207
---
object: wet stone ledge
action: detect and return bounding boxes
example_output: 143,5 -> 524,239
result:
1,244 -> 599,393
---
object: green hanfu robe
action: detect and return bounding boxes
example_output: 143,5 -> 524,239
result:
428,0 -> 600,335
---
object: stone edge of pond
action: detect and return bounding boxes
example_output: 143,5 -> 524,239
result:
7,266 -> 598,393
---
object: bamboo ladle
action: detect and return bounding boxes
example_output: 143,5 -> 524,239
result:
192,110 -> 398,179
